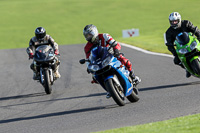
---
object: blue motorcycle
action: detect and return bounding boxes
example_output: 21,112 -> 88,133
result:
79,46 -> 139,106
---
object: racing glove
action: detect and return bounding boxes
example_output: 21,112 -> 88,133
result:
54,49 -> 59,55
87,68 -> 90,74
114,49 -> 120,57
29,53 -> 34,59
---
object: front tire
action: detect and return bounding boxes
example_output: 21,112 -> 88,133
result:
105,78 -> 125,106
44,69 -> 52,94
191,59 -> 200,75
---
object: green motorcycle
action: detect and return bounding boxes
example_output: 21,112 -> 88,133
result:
175,31 -> 200,77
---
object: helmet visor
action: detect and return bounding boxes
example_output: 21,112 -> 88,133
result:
85,33 -> 93,42
170,20 -> 179,25
169,19 -> 180,29
36,33 -> 45,40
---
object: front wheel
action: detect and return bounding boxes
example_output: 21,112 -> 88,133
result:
43,69 -> 52,94
190,58 -> 200,75
105,78 -> 125,106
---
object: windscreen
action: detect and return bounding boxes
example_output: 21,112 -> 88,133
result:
89,46 -> 109,64
34,45 -> 54,61
176,32 -> 190,45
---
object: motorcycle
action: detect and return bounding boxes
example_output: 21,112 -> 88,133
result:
175,31 -> 200,77
33,45 -> 58,94
79,46 -> 139,106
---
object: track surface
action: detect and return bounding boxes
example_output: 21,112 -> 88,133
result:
0,44 -> 200,133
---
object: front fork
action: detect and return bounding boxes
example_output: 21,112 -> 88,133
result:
107,75 -> 123,90
40,68 -> 44,84
104,75 -> 124,93
49,69 -> 53,82
40,68 -> 53,84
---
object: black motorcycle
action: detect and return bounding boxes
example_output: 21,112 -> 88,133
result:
34,45 -> 58,94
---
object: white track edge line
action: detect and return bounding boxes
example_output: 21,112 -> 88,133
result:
120,42 -> 173,58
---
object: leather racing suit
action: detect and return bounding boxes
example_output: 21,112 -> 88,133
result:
84,33 -> 133,72
165,20 -> 200,65
26,34 -> 61,79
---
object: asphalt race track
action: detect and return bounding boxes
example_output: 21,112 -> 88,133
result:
0,44 -> 200,133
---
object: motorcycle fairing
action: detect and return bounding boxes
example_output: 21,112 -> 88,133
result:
94,56 -> 133,96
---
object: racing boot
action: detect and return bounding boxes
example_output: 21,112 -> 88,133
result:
130,71 -> 141,85
91,77 -> 99,84
54,65 -> 61,79
106,92 -> 111,99
33,71 -> 40,80
31,62 -> 39,80
177,62 -> 191,78
186,70 -> 191,78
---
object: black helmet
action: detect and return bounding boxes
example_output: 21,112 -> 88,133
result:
35,27 -> 46,40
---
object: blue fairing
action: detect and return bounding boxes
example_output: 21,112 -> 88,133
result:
104,75 -> 114,81
112,66 -> 133,96
88,46 -> 133,97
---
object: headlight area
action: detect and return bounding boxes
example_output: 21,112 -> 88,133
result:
190,41 -> 197,50
88,64 -> 100,72
102,56 -> 112,67
178,48 -> 189,54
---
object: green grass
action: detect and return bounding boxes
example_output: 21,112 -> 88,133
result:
1,0 -> 200,132
94,114 -> 200,133
0,0 -> 200,51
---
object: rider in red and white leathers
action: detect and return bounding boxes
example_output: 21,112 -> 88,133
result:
83,24 -> 141,90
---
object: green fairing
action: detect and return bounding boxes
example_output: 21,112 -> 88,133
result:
175,33 -> 200,77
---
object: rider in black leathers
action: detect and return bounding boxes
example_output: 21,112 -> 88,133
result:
165,12 -> 200,78
27,27 -> 61,80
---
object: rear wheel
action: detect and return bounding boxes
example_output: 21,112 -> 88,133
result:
44,69 -> 52,94
105,78 -> 125,106
126,85 -> 139,102
191,59 -> 200,75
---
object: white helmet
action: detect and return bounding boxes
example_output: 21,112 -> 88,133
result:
83,24 -> 98,43
169,12 -> 181,29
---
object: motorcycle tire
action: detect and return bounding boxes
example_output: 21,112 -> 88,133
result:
126,86 -> 139,103
191,59 -> 200,75
105,78 -> 125,106
44,69 -> 52,94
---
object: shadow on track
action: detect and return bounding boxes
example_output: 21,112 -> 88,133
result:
0,92 -> 46,101
0,104 -> 118,124
0,92 -> 107,108
139,81 -> 200,92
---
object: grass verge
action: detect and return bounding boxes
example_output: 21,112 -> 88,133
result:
94,114 -> 200,133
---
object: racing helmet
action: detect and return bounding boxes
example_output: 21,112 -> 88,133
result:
83,24 -> 99,43
35,27 -> 46,40
169,12 -> 181,29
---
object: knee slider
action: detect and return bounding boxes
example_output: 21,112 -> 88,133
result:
30,63 -> 34,70
173,57 -> 180,65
